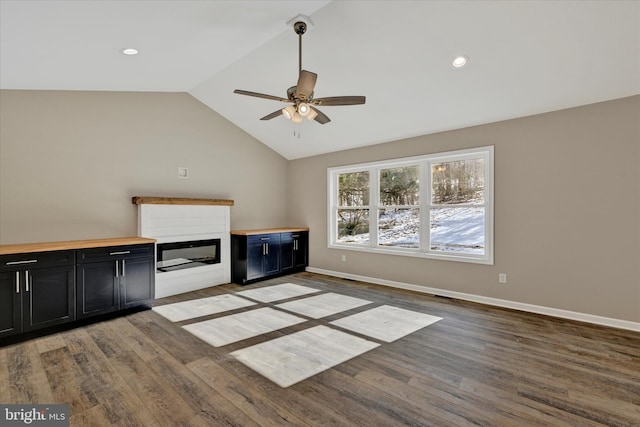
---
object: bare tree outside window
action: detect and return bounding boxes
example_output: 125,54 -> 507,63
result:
378,166 -> 420,248
431,159 -> 485,254
432,159 -> 484,205
337,172 -> 370,243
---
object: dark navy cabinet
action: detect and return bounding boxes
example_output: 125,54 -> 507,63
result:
76,244 -> 154,319
231,228 -> 308,285
0,250 -> 75,339
280,231 -> 308,273
246,234 -> 281,281
0,237 -> 155,343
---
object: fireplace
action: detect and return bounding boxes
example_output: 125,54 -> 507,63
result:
157,238 -> 221,272
134,196 -> 234,298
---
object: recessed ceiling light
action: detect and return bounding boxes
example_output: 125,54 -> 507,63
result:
452,54 -> 469,68
121,48 -> 139,56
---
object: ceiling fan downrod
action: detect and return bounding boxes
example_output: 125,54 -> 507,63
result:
293,21 -> 307,74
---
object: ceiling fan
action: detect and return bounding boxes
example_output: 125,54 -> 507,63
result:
233,19 -> 366,125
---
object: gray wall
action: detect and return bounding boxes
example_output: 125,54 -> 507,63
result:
288,96 -> 640,323
1,90 -> 638,323
0,90 -> 289,243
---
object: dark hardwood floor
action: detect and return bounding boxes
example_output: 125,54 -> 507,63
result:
1,272 -> 639,426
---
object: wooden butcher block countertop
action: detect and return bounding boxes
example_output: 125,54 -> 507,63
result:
0,237 -> 156,255
230,227 -> 309,236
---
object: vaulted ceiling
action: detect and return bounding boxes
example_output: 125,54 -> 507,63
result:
1,1 -> 638,159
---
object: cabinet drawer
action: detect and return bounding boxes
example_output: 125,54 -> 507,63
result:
247,234 -> 281,245
76,244 -> 154,264
0,250 -> 74,272
280,232 -> 304,241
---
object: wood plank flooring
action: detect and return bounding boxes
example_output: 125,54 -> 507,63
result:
1,272 -> 639,426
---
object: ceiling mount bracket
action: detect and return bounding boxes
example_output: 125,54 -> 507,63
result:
287,14 -> 313,31
293,21 -> 307,36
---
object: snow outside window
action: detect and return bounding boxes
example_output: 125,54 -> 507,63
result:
328,146 -> 494,265
378,166 -> 420,248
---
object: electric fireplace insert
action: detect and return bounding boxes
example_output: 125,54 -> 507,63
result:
156,238 -> 221,273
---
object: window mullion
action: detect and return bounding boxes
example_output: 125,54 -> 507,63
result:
330,170 -> 337,246
370,167 -> 379,248
421,160 -> 432,254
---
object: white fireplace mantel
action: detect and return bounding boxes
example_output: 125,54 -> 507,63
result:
133,197 -> 234,298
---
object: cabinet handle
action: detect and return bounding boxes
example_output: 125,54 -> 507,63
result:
25,271 -> 29,292
115,260 -> 119,278
110,251 -> 131,256
266,243 -> 269,255
294,240 -> 298,251
122,260 -> 126,277
16,272 -> 19,294
6,259 -> 37,265
260,237 -> 270,241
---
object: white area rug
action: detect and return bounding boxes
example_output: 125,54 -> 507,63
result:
152,294 -> 256,322
330,305 -> 442,342
235,283 -> 321,303
182,307 -> 306,347
276,292 -> 372,319
231,325 -> 379,387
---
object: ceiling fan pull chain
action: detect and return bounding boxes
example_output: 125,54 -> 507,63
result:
292,123 -> 301,139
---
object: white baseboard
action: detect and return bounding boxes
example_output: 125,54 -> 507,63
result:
306,267 -> 640,333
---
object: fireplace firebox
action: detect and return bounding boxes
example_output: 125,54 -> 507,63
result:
156,239 -> 221,273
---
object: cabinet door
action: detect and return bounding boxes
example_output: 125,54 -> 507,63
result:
23,265 -> 75,331
120,257 -> 154,310
76,261 -> 119,318
263,240 -> 280,276
0,271 -> 22,338
280,234 -> 294,272
247,240 -> 265,280
293,232 -> 308,269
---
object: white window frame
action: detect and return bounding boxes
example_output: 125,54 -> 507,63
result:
328,146 -> 494,265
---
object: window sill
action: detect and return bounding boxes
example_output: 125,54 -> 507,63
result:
328,243 -> 493,265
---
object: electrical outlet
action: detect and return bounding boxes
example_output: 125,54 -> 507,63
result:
341,254 -> 346,262
178,167 -> 188,179
499,273 -> 507,284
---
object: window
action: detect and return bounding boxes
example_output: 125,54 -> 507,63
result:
337,171 -> 370,244
328,146 -> 493,264
378,166 -> 420,248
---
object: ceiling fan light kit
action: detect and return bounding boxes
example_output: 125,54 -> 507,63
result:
306,108 -> 318,121
298,103 -> 310,116
234,15 -> 366,126
282,105 -> 296,120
